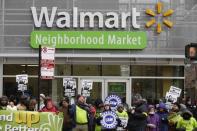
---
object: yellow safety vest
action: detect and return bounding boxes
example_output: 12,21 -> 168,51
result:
76,105 -> 88,124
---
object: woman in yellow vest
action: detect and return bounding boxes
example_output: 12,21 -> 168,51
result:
116,104 -> 128,131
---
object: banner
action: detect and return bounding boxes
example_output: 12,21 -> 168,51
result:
0,110 -> 63,131
16,74 -> 28,92
63,78 -> 76,97
40,47 -> 55,79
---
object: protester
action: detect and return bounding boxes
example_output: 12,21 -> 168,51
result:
116,104 -> 128,131
59,97 -> 74,131
176,109 -> 197,131
122,97 -> 129,111
97,101 -> 120,131
71,95 -> 92,131
168,103 -> 182,131
157,103 -> 169,131
127,98 -> 148,131
6,100 -> 17,111
40,97 -> 58,113
146,105 -> 160,131
28,98 -> 37,111
17,95 -> 28,111
39,93 -> 45,110
94,98 -> 104,131
0,96 -> 8,110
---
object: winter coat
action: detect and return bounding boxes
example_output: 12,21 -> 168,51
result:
157,111 -> 169,131
127,102 -> 148,131
147,113 -> 160,131
176,110 -> 197,131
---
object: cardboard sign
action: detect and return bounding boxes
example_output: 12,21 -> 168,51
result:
63,78 -> 76,97
16,74 -> 28,91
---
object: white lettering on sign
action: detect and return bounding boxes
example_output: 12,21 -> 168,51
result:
31,7 -> 140,29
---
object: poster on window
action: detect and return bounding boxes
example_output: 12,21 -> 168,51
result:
40,47 -> 55,79
81,80 -> 93,97
63,78 -> 76,97
16,74 -> 28,92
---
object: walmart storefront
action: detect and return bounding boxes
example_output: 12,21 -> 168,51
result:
1,0 -> 196,105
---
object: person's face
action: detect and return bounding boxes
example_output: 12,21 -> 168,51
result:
1,99 -> 8,106
9,102 -> 14,107
47,101 -> 53,109
172,104 -> 179,111
117,107 -> 123,112
159,108 -> 164,112
189,47 -> 196,57
78,96 -> 85,104
149,108 -> 155,114
104,105 -> 110,110
62,101 -> 68,107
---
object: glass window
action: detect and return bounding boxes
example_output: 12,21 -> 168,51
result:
3,64 -> 38,75
73,65 -> 100,76
131,66 -> 184,77
3,77 -> 52,98
102,65 -> 120,76
132,79 -> 184,104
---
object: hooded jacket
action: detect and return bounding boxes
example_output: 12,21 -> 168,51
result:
176,110 -> 197,131
127,100 -> 148,130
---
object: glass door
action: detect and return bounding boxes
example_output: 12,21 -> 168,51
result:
105,79 -> 131,106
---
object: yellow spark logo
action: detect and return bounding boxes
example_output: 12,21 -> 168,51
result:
145,2 -> 174,33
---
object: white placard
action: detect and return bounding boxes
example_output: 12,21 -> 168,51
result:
81,80 -> 93,97
82,80 -> 93,90
169,86 -> 182,97
165,92 -> 178,103
63,78 -> 76,89
16,74 -> 28,91
63,78 -> 76,97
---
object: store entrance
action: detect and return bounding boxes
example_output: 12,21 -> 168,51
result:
79,78 -> 131,106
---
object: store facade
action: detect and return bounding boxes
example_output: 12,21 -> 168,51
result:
0,0 -> 197,105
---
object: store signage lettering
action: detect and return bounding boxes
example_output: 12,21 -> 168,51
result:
31,31 -> 147,49
31,7 -> 140,29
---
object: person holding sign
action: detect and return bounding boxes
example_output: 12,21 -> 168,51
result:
71,95 -> 93,131
127,98 -> 148,131
116,104 -> 128,131
97,101 -> 121,131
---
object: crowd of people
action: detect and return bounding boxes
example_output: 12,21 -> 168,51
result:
1,93 -> 197,131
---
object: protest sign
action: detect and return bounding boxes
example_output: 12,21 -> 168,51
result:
16,74 -> 28,92
81,80 -> 93,97
63,78 -> 76,97
101,111 -> 118,129
105,95 -> 122,111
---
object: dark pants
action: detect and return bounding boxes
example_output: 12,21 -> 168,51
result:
128,126 -> 146,131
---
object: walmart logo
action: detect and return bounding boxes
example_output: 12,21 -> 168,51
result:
145,2 -> 174,33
